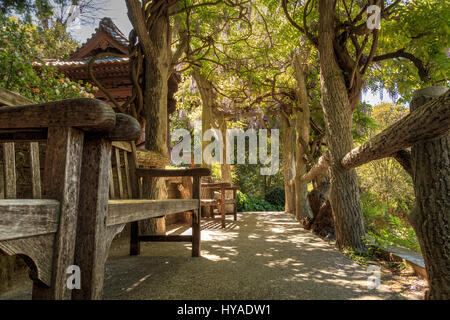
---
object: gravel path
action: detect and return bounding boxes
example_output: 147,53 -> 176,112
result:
103,212 -> 404,300
0,211 -> 405,300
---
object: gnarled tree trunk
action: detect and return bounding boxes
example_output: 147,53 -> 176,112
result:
219,115 -> 234,213
281,111 -> 296,214
127,1 -> 171,235
292,51 -> 310,221
408,86 -> 450,300
193,70 -> 217,217
318,0 -> 365,251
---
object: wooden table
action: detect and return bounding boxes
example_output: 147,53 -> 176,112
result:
201,182 -> 239,228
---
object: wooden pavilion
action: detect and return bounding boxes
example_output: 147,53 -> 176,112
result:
43,17 -> 179,120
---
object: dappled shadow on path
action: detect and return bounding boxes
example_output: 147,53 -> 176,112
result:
103,212 -> 404,300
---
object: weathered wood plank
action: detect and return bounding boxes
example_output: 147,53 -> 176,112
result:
0,129 -> 47,142
112,141 -> 132,152
128,142 -> 140,256
72,137 -> 111,300
0,87 -> 33,106
114,148 -> 124,199
0,199 -> 60,241
0,234 -> 54,286
107,199 -> 199,226
123,150 -> 132,199
108,161 -> 115,199
3,143 -> 16,199
30,142 -> 41,199
32,127 -> 84,300
0,162 -> 4,199
138,235 -> 193,242
136,167 -> 211,178
0,98 -> 115,132
105,113 -> 140,141
192,176 -> 201,257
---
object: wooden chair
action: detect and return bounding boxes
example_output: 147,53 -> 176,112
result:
0,98 -> 116,300
201,182 -> 239,228
72,113 -> 211,300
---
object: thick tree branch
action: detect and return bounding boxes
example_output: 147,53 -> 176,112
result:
373,48 -> 430,82
126,0 -> 157,58
342,89 -> 450,169
299,151 -> 329,182
392,149 -> 413,177
300,89 -> 449,179
281,0 -> 318,47
169,0 -> 222,16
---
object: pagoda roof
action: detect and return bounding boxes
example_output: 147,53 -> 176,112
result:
70,17 -> 129,59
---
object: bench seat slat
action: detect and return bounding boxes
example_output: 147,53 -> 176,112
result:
0,199 -> 60,241
136,168 -> 211,178
138,235 -> 193,242
107,199 -> 199,226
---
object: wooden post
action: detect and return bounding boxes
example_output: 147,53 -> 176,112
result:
0,143 -> 16,291
233,189 -> 237,221
3,143 -> 16,199
220,185 -> 226,228
128,144 -> 140,256
108,161 -> 115,199
32,127 -> 84,300
72,136 -> 112,300
192,176 -> 201,257
30,142 -> 41,199
115,148 -> 124,199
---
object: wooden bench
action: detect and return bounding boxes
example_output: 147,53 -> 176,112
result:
0,98 -> 116,300
0,96 -> 211,300
201,182 -> 239,228
71,113 -> 211,300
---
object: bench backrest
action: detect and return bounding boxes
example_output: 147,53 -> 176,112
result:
0,96 -> 117,300
109,141 -> 140,200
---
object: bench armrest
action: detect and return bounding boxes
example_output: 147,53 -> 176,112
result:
136,168 -> 211,178
0,98 -> 115,132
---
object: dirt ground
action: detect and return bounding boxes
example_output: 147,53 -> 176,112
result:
0,212 -> 426,300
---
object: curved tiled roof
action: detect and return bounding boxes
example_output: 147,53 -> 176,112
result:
70,17 -> 129,59
98,17 -> 129,47
42,56 -> 129,67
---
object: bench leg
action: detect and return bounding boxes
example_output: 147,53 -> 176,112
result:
221,201 -> 226,229
72,137 -> 111,300
130,221 -> 140,256
192,210 -> 201,257
192,176 -> 201,257
234,203 -> 237,221
32,127 -> 84,300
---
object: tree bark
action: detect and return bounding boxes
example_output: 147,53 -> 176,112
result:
219,115 -> 233,213
127,1 -> 171,235
408,86 -> 450,300
292,51 -> 310,220
281,112 -> 296,214
342,89 -> 450,170
308,179 -> 334,238
318,0 -> 366,251
193,70 -> 217,217
302,90 -> 449,181
194,68 -> 215,168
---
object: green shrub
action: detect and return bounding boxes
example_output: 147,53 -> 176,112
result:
361,192 -> 421,253
264,187 -> 285,207
0,14 -> 94,102
237,191 -> 284,212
